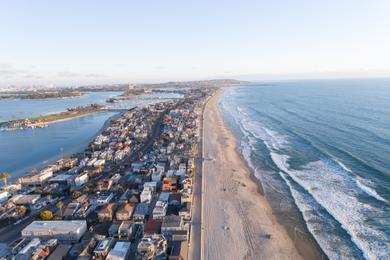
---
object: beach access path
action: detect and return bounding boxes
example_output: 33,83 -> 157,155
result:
202,88 -> 303,259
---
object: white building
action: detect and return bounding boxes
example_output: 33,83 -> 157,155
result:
140,190 -> 153,204
87,158 -> 98,167
152,201 -> 168,220
106,241 -> 131,260
115,150 -> 126,161
17,169 -> 53,187
75,173 -> 89,187
143,181 -> 157,192
94,238 -> 115,258
0,191 -> 9,204
94,159 -> 106,167
11,194 -> 41,205
16,238 -> 41,259
21,220 -> 87,242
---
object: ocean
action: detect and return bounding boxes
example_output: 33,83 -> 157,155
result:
220,78 -> 390,260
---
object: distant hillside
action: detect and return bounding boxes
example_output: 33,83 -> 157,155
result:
133,79 -> 248,89
0,79 -> 249,96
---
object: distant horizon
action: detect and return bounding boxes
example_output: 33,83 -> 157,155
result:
1,72 -> 390,89
1,1 -> 389,87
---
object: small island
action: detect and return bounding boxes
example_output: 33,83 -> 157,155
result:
0,90 -> 85,100
0,104 -> 108,130
106,96 -> 132,103
106,88 -> 147,103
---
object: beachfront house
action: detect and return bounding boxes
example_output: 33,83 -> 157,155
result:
17,169 -> 53,188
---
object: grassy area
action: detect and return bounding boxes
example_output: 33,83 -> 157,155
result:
0,105 -> 107,129
29,109 -> 100,123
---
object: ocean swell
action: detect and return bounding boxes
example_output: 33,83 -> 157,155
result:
224,100 -> 389,259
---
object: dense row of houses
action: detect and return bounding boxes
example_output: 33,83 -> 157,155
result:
0,87 -> 214,259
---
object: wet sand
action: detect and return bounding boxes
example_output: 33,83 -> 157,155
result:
202,88 -> 314,259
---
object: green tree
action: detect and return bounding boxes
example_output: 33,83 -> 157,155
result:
40,210 -> 53,220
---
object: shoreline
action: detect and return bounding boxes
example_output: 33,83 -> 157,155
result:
242,154 -> 326,260
36,110 -> 106,126
202,87 -> 321,259
0,94 -> 85,101
3,110 -> 123,183
228,111 -> 326,259
218,87 -> 326,259
0,107 -> 108,131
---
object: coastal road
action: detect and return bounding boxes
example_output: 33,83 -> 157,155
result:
0,216 -> 34,244
0,201 -> 61,244
189,95 -> 213,260
188,137 -> 203,260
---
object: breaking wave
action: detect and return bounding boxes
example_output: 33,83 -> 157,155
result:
269,152 -> 390,260
355,176 -> 386,202
220,85 -> 390,260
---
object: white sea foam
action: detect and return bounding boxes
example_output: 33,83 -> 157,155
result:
236,121 -> 359,258
270,152 -> 390,260
325,156 -> 386,203
232,111 -> 357,258
356,177 -> 386,202
221,97 -> 390,259
278,171 -> 358,259
334,158 -> 353,173
236,107 -> 288,151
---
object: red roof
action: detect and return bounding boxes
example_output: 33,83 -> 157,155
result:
144,219 -> 162,235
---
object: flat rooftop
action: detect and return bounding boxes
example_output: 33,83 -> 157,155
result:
22,220 -> 86,233
107,241 -> 131,259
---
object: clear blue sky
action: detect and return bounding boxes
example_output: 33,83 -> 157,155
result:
1,0 -> 390,86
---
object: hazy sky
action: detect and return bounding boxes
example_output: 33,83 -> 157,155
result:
1,0 -> 390,86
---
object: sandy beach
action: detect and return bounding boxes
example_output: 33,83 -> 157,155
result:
202,88 -> 304,259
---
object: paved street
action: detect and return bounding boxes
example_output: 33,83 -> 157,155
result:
189,99 -> 209,260
188,139 -> 203,260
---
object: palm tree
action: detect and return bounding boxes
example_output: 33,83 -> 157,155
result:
56,201 -> 64,217
0,172 -> 9,187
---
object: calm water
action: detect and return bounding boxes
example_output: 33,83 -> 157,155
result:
0,91 -> 182,180
0,111 -> 118,181
0,91 -> 121,122
220,79 -> 390,260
